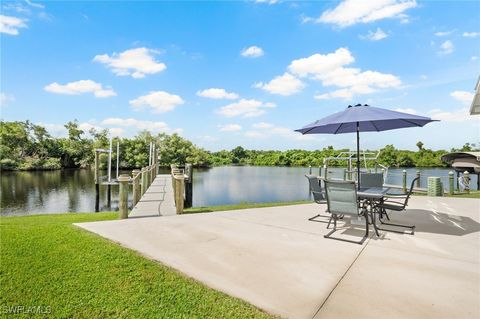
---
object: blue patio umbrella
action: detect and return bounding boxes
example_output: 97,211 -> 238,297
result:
295,104 -> 438,189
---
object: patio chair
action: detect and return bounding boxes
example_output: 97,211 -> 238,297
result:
324,180 -> 369,245
360,172 -> 384,188
360,172 -> 389,220
305,175 -> 332,225
376,177 -> 419,235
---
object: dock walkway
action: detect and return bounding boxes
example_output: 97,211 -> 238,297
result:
129,174 -> 176,218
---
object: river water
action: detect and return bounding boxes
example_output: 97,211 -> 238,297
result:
1,166 -> 476,215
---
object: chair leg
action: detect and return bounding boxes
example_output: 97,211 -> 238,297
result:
308,208 -> 333,223
326,216 -> 333,229
324,214 -> 368,245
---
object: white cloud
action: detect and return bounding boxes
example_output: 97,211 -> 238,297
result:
44,80 -> 116,98
450,90 -> 474,105
463,32 -> 480,38
434,30 -> 453,37
429,108 -> 473,122
218,124 -> 242,132
25,0 -> 45,9
286,48 -> 401,100
241,46 -> 264,58
360,28 -> 388,41
300,14 -> 315,24
257,48 -> 401,99
244,131 -> 267,138
0,93 -> 14,106
129,91 -> 184,113
315,85 -> 376,100
472,56 -> 478,61
420,74 -> 428,80
318,0 -> 417,27
288,48 -> 354,77
0,15 -> 27,35
438,40 -> 454,55
93,47 -> 166,78
394,108 -> 417,114
217,98 -> 275,118
197,88 -> 239,100
78,122 -> 102,132
255,0 -> 279,4
254,73 -> 304,96
253,122 -> 274,129
101,118 -> 172,132
248,122 -> 314,141
108,127 -> 125,137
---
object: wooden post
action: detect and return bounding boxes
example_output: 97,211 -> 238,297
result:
342,168 -> 347,181
107,185 -> 111,207
464,171 -> 470,194
448,171 -> 454,195
416,170 -> 421,188
309,165 -> 312,174
174,175 -> 185,214
402,170 -> 407,193
118,174 -> 130,219
185,163 -> 193,208
141,168 -> 148,195
318,166 -> 322,177
132,169 -> 141,206
94,150 -> 100,211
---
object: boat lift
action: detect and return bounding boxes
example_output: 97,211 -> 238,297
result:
94,140 -> 156,211
322,150 -> 388,181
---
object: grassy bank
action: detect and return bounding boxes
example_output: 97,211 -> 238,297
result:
184,200 -> 310,214
0,213 -> 273,319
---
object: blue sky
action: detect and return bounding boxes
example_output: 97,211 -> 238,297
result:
1,0 -> 479,151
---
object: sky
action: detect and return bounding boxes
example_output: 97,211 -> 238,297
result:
1,0 -> 479,151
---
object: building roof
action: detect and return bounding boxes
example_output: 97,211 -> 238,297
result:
441,151 -> 480,162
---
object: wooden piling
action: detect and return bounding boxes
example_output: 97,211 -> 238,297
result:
185,163 -> 193,208
416,170 -> 421,188
107,185 -> 111,207
118,174 -> 130,219
141,168 -> 148,195
132,169 -> 141,206
402,170 -> 407,193
173,174 -> 185,214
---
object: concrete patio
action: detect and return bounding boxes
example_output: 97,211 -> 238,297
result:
76,196 -> 480,319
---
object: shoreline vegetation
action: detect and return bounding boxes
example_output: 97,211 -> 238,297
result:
1,120 -> 478,171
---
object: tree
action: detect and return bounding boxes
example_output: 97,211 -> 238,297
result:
416,141 -> 424,151
231,146 -> 247,164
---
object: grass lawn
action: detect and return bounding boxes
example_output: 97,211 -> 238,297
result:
0,213 -> 274,319
184,200 -> 310,214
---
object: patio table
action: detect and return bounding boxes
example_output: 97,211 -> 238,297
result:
357,187 -> 391,237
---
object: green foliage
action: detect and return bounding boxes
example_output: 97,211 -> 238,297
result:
0,213 -> 272,319
1,120 -> 477,171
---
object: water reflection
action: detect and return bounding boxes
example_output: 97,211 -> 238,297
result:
1,166 -> 477,215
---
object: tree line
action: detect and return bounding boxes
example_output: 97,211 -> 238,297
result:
0,120 -> 477,171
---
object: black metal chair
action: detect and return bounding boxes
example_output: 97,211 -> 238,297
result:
360,172 -> 384,188
376,176 -> 419,234
305,175 -> 332,225
324,180 -> 369,245
360,172 -> 390,220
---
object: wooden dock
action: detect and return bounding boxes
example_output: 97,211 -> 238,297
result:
129,174 -> 177,218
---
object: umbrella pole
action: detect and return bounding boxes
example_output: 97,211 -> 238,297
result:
357,121 -> 360,190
